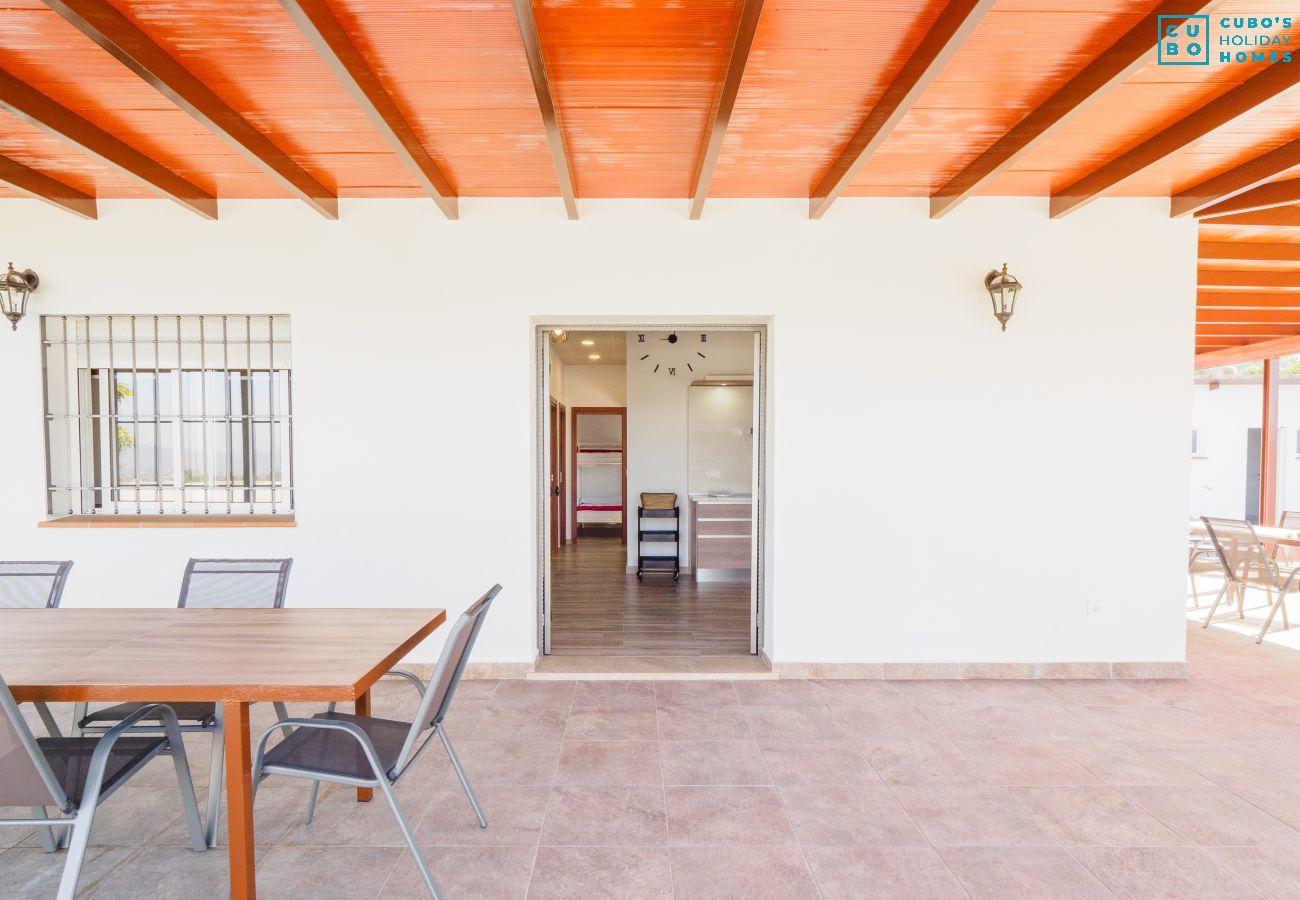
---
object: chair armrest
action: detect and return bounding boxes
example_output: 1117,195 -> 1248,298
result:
73,704 -> 186,813
383,669 -> 427,697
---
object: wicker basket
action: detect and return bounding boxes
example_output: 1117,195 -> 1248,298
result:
640,492 -> 677,510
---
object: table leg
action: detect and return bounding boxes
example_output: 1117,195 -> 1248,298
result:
224,702 -> 256,899
355,690 -> 372,802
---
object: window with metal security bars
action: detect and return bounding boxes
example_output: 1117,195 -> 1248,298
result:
40,315 -> 293,517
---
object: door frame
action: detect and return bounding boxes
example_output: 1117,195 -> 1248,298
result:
535,321 -> 769,657
570,406 -> 628,545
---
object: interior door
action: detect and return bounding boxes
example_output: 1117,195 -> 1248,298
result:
550,399 -> 561,551
557,402 -> 567,545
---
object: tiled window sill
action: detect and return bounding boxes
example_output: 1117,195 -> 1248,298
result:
38,515 -> 297,529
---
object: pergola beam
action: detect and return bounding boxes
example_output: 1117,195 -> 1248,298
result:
276,0 -> 456,219
809,0 -> 993,220
1198,292 -> 1300,308
43,0 -> 337,219
0,154 -> 97,219
1053,61 -> 1300,218
1196,177 -> 1300,219
1172,136 -> 1300,217
930,0 -> 1221,218
1199,205 -> 1300,227
690,0 -> 764,221
1196,334 -> 1300,368
1199,241 -> 1300,262
0,66 -> 215,218
1198,308 -> 1300,324
512,0 -> 577,220
1199,270 -> 1300,289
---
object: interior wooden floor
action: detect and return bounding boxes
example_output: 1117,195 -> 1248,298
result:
549,535 -> 751,656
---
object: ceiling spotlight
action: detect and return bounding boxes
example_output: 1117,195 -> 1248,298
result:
549,328 -> 568,343
588,354 -> 601,360
581,339 -> 595,346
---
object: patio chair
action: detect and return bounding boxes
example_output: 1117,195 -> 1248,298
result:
0,673 -> 206,900
1201,517 -> 1295,643
252,584 -> 501,900
73,558 -> 293,847
0,561 -> 74,737
1187,538 -> 1225,610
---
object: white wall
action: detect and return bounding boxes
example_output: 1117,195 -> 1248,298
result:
626,331 -> 754,568
0,197 -> 1196,665
1190,379 -> 1300,520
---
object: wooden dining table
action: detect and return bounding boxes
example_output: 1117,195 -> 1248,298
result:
1,606 -> 446,899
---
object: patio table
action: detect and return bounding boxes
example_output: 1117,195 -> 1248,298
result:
1189,519 -> 1300,546
0,606 -> 446,899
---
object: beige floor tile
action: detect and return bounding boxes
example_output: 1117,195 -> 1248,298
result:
655,705 -> 752,741
778,784 -> 925,847
892,785 -> 1055,848
1007,786 -> 1185,846
416,785 -> 550,846
664,786 -> 794,846
554,740 -> 662,786
742,705 -> 847,741
658,740 -> 771,786
940,847 -> 1112,899
862,740 -> 986,786
802,846 -> 967,899
83,846 -> 230,899
0,846 -> 134,899
955,740 -> 1102,786
1122,785 -> 1300,847
448,740 -> 561,787
1072,847 -> 1257,900
565,707 -> 658,740
1205,845 -> 1300,900
380,846 -> 536,899
669,845 -> 819,900
758,739 -> 879,786
252,845 -> 401,899
526,847 -> 671,899
540,786 -> 666,846
571,681 -> 656,710
653,681 -> 739,708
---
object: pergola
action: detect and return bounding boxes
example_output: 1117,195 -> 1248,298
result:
0,1 -> 1297,355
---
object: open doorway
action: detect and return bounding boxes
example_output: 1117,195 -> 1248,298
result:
538,325 -> 766,661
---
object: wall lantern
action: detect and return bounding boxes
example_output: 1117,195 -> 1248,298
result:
1,263 -> 39,332
983,263 -> 1022,332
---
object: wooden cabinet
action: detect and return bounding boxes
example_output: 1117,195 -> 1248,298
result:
690,498 -> 752,579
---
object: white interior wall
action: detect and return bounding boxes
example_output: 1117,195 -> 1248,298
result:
0,197 -> 1195,665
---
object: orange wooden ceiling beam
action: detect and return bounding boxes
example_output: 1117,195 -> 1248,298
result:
1199,291 -> 1300,308
0,66 -> 215,218
1197,324 -> 1300,337
1199,242 -> 1300,263
0,153 -> 96,219
276,0 -> 456,219
512,0 -> 577,220
1053,61 -> 1300,219
690,0 -> 764,221
1199,206 -> 1300,227
1199,270 -> 1300,289
1197,178 -> 1300,219
1198,308 -> 1300,324
1196,334 -> 1300,367
809,0 -> 994,220
1173,137 -> 1300,218
930,0 -> 1222,219
43,0 -> 337,219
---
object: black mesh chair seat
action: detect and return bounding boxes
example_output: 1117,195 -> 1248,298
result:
80,702 -> 217,729
36,735 -> 168,806
262,712 -> 415,782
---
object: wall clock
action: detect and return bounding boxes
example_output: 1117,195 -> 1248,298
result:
636,332 -> 707,377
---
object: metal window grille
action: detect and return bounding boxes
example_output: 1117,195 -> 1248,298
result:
40,315 -> 294,517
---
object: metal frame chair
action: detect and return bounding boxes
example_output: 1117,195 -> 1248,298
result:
73,558 -> 293,847
1,561 -> 75,737
251,585 -> 501,900
1201,517 -> 1295,643
1188,537 -> 1226,610
0,673 -> 206,900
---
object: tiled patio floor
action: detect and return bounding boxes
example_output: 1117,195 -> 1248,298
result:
6,622 -> 1300,898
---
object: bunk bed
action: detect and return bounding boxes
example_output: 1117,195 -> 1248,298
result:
575,443 -> 623,531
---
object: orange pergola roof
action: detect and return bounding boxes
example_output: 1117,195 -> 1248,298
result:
3,0 -> 1300,357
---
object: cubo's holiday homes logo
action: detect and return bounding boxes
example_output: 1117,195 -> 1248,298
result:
1159,14 -> 1295,65
1158,15 -> 1209,64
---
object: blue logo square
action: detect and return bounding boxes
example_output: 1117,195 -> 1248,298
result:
1158,15 -> 1210,65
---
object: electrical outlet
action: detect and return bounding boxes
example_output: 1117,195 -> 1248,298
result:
706,469 -> 721,479
1084,600 -> 1102,616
